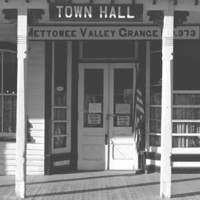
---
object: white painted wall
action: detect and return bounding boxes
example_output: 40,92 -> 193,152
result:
0,41 -> 45,175
26,41 -> 45,175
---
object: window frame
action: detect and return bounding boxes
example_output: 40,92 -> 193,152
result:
79,41 -> 138,62
0,49 -> 17,139
173,40 -> 200,90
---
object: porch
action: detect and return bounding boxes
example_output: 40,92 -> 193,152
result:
1,171 -> 200,200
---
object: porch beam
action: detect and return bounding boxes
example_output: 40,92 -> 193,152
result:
0,0 -> 200,11
0,0 -> 48,9
160,1 -> 174,199
15,8 -> 28,199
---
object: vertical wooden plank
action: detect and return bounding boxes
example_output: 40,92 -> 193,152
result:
45,41 -> 52,175
160,1 -> 174,199
67,41 -> 72,155
15,8 -> 28,199
145,41 -> 151,152
71,41 -> 79,170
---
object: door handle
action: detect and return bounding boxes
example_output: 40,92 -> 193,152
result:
106,114 -> 116,120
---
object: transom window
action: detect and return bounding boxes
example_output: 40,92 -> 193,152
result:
0,50 -> 17,136
80,41 -> 137,60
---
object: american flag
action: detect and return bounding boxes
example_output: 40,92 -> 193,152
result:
133,64 -> 145,151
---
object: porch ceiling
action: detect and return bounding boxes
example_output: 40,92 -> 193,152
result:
0,0 -> 200,11
0,0 -> 48,9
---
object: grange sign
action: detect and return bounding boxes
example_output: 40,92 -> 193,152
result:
28,26 -> 199,40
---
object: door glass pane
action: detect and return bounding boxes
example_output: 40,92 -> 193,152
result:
53,122 -> 67,149
54,122 -> 67,135
114,69 -> 133,127
54,136 -> 67,149
84,69 -> 103,128
54,108 -> 67,120
54,42 -> 67,106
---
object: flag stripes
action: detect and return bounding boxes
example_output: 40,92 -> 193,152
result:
133,64 -> 145,151
136,89 -> 144,114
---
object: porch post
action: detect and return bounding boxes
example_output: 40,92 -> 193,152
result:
160,1 -> 174,199
15,8 -> 28,199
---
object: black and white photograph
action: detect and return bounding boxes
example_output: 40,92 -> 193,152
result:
0,0 -> 200,199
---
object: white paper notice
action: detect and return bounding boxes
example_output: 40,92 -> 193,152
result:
88,114 -> 101,125
117,116 -> 130,126
89,103 -> 102,113
116,104 -> 130,114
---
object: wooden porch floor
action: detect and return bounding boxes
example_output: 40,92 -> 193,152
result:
1,171 -> 200,200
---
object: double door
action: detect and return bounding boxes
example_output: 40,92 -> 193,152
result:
78,63 -> 138,170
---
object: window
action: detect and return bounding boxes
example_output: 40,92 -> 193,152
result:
51,41 -> 71,154
174,40 -> 200,90
149,40 -> 200,150
0,50 -> 17,136
149,41 -> 162,147
84,69 -> 104,128
80,41 -> 137,60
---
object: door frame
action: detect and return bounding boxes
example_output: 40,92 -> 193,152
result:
45,41 -> 75,175
78,63 -> 138,170
78,63 -> 109,170
51,41 -> 72,155
108,63 -> 137,170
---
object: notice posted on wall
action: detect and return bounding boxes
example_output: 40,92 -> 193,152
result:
88,114 -> 101,125
117,116 -> 130,126
116,104 -> 131,114
89,103 -> 102,113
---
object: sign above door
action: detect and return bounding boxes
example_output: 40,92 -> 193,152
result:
49,3 -> 143,22
28,26 -> 199,40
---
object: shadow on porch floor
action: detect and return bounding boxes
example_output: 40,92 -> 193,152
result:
1,171 -> 200,200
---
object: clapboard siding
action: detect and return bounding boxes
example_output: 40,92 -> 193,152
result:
30,137 -> 44,144
0,154 -> 15,160
0,143 -> 44,150
27,41 -> 45,175
0,159 -> 16,165
30,130 -> 45,144
27,42 -> 45,120
0,158 -> 44,165
1,149 -> 43,155
0,143 -> 45,176
0,41 -> 45,175
29,120 -> 45,130
30,124 -> 45,131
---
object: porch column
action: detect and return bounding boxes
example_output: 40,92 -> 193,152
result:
15,8 -> 28,199
160,2 -> 174,199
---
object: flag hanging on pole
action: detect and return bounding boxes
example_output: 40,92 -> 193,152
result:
133,63 -> 145,151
